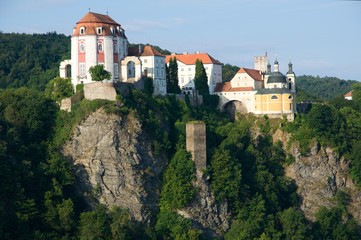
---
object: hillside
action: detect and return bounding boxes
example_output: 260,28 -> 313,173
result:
297,75 -> 358,101
2,32 -> 361,239
2,84 -> 361,239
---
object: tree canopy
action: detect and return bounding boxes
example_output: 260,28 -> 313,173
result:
166,57 -> 181,94
88,65 -> 111,81
194,59 -> 209,95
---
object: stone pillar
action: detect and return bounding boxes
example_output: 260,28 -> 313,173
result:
186,121 -> 207,175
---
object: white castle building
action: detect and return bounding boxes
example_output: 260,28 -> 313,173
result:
165,52 -> 222,94
60,12 -> 166,95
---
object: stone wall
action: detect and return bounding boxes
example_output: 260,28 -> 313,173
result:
84,82 -> 117,101
186,121 -> 207,175
60,92 -> 83,112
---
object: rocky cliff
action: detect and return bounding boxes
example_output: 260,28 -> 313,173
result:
63,109 -> 167,223
273,129 -> 361,222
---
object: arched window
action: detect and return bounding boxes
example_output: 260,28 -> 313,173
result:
289,82 -> 292,90
98,44 -> 103,52
271,95 -> 278,100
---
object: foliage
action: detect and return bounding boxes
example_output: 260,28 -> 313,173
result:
166,57 -> 181,94
88,65 -> 111,81
144,77 -> 154,95
194,59 -> 209,96
160,148 -> 195,210
0,32 -> 70,90
314,206 -> 360,240
45,76 -> 73,102
156,210 -> 201,240
297,75 -> 357,101
222,63 -> 239,82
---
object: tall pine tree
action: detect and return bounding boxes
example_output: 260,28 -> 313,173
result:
194,59 -> 209,95
166,57 -> 181,94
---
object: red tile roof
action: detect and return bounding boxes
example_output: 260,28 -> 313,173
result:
73,12 -> 125,37
238,68 -> 263,81
127,45 -> 164,57
345,90 -> 353,97
214,82 -> 254,93
141,45 -> 164,57
165,53 -> 222,65
77,12 -> 119,25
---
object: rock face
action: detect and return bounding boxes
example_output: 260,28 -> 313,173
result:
274,130 -> 361,222
63,109 -> 166,222
178,176 -> 230,237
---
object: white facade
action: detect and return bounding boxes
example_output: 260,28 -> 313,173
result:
120,45 -> 167,95
215,68 -> 264,112
60,12 -> 128,88
166,52 -> 222,94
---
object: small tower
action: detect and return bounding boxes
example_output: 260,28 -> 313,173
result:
286,61 -> 296,93
254,52 -> 268,73
186,121 -> 207,177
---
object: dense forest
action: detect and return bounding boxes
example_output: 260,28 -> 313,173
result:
1,32 -> 361,239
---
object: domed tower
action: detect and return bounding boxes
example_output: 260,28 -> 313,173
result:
265,59 -> 288,89
70,12 -> 128,87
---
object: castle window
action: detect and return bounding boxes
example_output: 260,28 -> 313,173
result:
144,59 -> 147,63
97,27 -> 103,35
290,103 -> 292,110
80,27 -> 86,34
79,63 -> 86,78
114,64 -> 119,78
271,95 -> 278,100
98,44 -> 103,52
289,82 -> 292,90
288,95 -> 293,99
79,43 -> 85,53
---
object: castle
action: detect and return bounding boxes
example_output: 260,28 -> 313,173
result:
59,12 -> 296,120
59,12 -> 166,95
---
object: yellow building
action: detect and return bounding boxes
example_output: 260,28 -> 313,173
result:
254,60 -> 296,121
214,57 -> 296,121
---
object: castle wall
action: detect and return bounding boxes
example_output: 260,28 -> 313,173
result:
84,82 -> 117,101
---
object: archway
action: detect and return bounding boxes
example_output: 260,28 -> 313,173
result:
223,100 -> 248,121
127,61 -> 135,79
65,64 -> 71,78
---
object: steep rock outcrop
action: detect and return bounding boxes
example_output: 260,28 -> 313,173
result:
178,175 -> 230,237
63,109 -> 166,223
272,129 -> 361,222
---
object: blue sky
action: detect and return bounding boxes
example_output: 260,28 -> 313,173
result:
0,0 -> 360,80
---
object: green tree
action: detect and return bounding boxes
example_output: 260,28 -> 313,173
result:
79,205 -> 111,240
143,77 -> 154,95
225,195 -> 267,240
194,59 -> 209,96
45,76 -> 73,102
89,65 -> 111,81
166,57 -> 181,94
222,63 -> 239,82
210,148 -> 241,204
278,208 -> 311,240
160,148 -> 195,210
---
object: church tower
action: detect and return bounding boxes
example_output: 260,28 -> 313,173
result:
61,12 -> 128,88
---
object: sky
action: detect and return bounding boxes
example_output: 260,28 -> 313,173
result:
0,0 -> 360,80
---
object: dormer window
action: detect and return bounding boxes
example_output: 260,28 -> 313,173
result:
80,27 -> 86,34
97,27 -> 103,35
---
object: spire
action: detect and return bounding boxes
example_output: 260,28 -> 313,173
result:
267,62 -> 271,74
274,58 -> 279,72
287,60 -> 294,74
